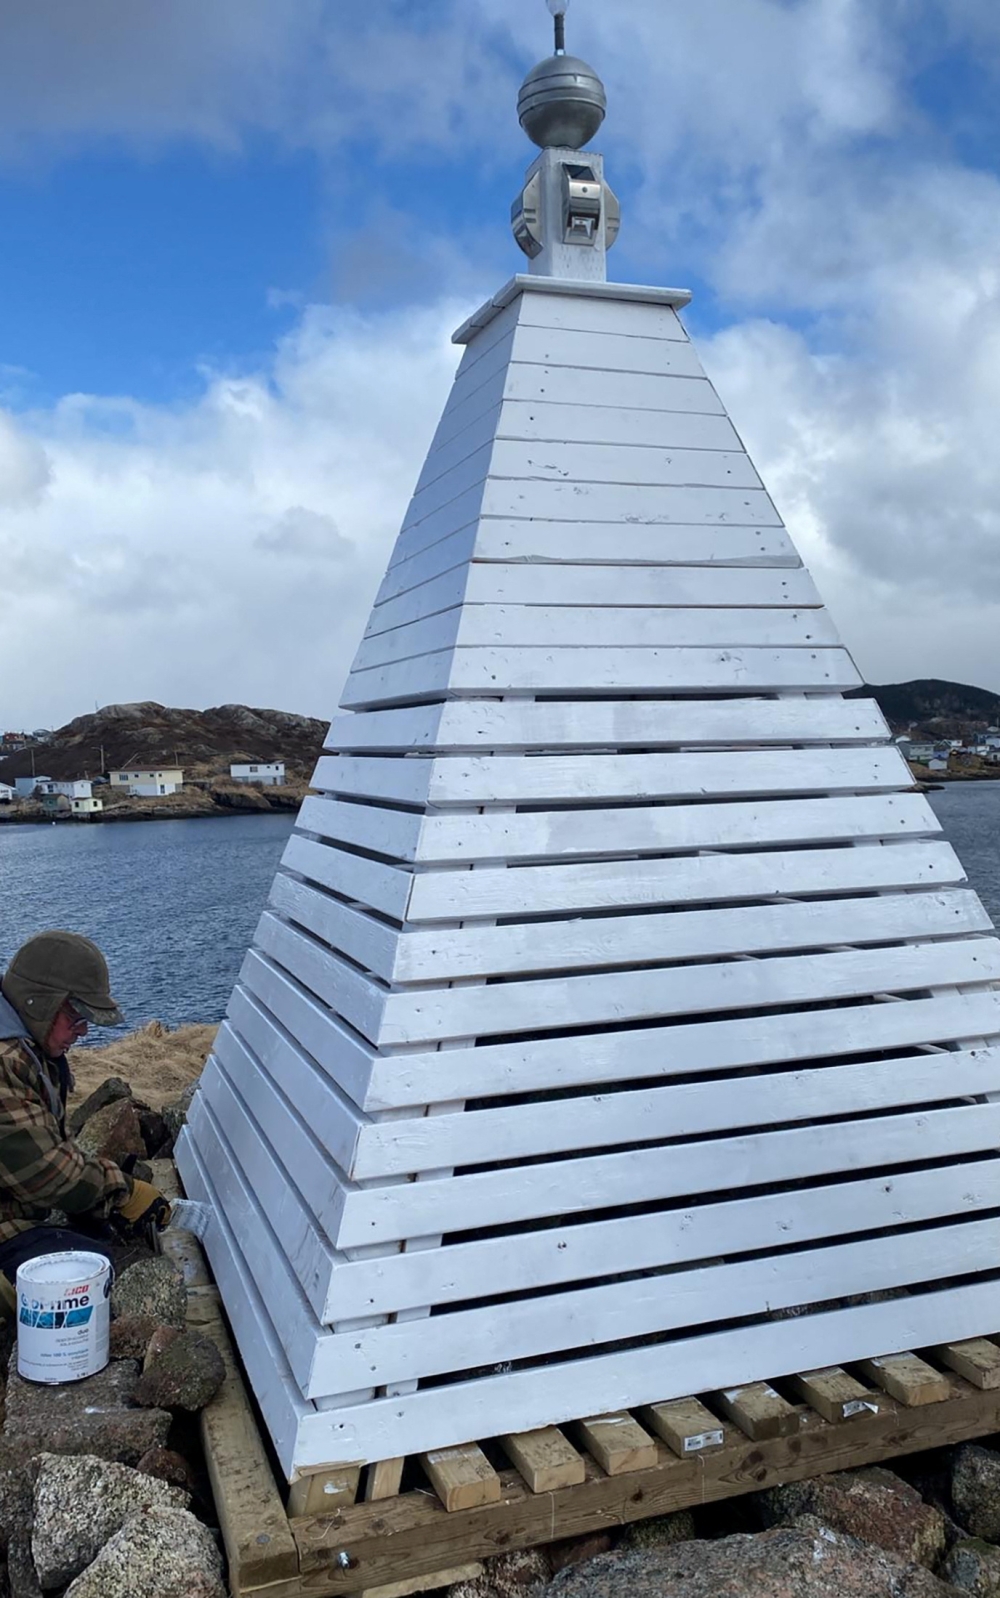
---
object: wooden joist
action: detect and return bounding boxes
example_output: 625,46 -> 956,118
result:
419,1446 -> 502,1512
713,1382 -> 800,1441
571,1414 -> 659,1477
855,1353 -> 953,1407
502,1429 -> 586,1493
932,1339 -> 1000,1389
786,1367 -> 880,1423
639,1398 -> 726,1458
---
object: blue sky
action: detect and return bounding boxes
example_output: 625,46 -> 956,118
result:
2,0 -> 1000,726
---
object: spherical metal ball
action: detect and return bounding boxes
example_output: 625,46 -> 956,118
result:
517,53 -> 607,150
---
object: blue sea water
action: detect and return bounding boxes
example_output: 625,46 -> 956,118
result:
0,784 -> 998,1043
0,812 -> 295,1036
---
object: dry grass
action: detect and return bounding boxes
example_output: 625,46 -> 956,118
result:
70,1020 -> 218,1110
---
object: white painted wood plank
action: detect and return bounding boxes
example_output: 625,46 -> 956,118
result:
449,327 -> 516,401
489,439 -> 761,490
234,955 -> 376,1110
254,912 -> 385,1044
367,989 -> 1000,1108
282,834 -> 412,922
405,840 -> 964,923
402,445 -> 493,531
430,368 -> 509,453
472,518 -> 799,568
376,938 -> 1000,1047
341,645 -> 862,707
355,1045 -> 1000,1178
477,477 -> 782,527
366,565 -> 823,637
339,1103 -> 1000,1247
504,364 -> 723,412
326,696 -> 887,753
415,405 -> 502,495
496,398 -> 736,450
296,795 -> 423,863
409,792 -> 940,866
307,1219 -> 1000,1393
384,890 -> 990,985
325,1157 -> 1000,1319
458,295 -> 522,371
351,607 -> 841,674
510,323 -> 704,377
293,1279 -> 1000,1467
270,873 -> 398,982
515,293 -> 689,339
374,524 -> 479,606
387,486 -> 486,567
315,747 -> 908,807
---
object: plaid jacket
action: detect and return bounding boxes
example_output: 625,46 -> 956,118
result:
0,1013 -> 128,1245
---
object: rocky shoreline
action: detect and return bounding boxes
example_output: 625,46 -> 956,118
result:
0,780 -> 306,828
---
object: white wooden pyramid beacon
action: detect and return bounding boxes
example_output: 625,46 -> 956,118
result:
178,0 -> 1000,1485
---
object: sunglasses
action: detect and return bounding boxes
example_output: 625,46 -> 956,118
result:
62,1001 -> 89,1031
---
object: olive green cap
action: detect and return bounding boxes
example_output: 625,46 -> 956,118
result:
1,931 -> 123,1046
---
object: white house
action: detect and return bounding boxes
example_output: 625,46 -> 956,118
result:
108,767 -> 184,796
71,795 -> 104,819
14,776 -> 52,798
231,762 -> 285,787
0,784 -> 14,804
49,779 -> 94,801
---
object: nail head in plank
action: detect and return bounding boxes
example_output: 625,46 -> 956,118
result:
932,1339 -> 1000,1390
366,1459 -> 406,1502
854,1353 -> 953,1407
713,1383 -> 801,1441
502,1428 -> 587,1493
288,1468 -> 361,1518
788,1367 -> 880,1422
572,1414 -> 659,1476
639,1399 -> 726,1458
420,1445 -> 503,1512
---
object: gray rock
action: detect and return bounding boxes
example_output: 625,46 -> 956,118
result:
4,1355 -> 170,1464
6,1532 -> 41,1598
134,1330 -> 224,1412
135,1447 -> 199,1496
546,1524 -> 956,1598
953,1446 -> 1000,1541
68,1078 -> 132,1136
942,1539 -> 1000,1595
159,1085 -> 197,1156
31,1453 -> 188,1590
448,1550 -> 550,1598
619,1511 -> 696,1551
111,1258 -> 186,1329
75,1098 -> 146,1164
109,1314 -> 161,1360
134,1102 -> 169,1158
756,1467 -> 947,1566
0,1449 -> 38,1551
63,1506 -> 225,1598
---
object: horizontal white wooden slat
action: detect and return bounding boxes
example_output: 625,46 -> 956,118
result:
387,486 -> 487,567
341,645 -> 862,707
236,953 -> 376,1109
402,444 -> 493,532
376,938 -> 1000,1047
387,890 -> 991,986
458,296 -> 522,373
365,1046 -> 1000,1179
496,398 -> 736,450
478,477 -> 782,528
374,525 -> 479,606
515,292 -> 690,339
326,1157 -> 1000,1320
309,1218 -> 1000,1392
431,366 -> 510,452
254,912 -> 385,1044
350,606 -> 841,674
366,565 -> 823,637
339,1102 -> 1000,1247
326,696 -> 886,754
506,362 -> 724,415
415,405 -> 501,495
281,834 -> 411,922
298,792 -> 938,868
404,841 -> 963,924
314,747 -> 907,807
367,989 -> 1000,1108
489,439 -> 761,490
472,519 -> 799,568
510,323 -> 704,377
270,873 -> 399,981
449,327 -> 517,401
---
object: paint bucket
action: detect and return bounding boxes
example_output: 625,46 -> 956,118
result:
15,1251 -> 112,1384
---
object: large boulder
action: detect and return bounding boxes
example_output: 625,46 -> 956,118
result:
62,1506 -> 225,1598
134,1331 -> 225,1412
941,1538 -> 1000,1595
111,1258 -> 186,1329
545,1524 -> 957,1598
4,1355 -> 170,1465
953,1447 -> 1000,1542
755,1467 -> 947,1567
448,1550 -> 550,1598
31,1454 -> 187,1590
69,1078 -> 132,1136
75,1099 -> 145,1165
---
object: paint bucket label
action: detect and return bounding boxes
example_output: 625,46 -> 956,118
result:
16,1251 -> 113,1384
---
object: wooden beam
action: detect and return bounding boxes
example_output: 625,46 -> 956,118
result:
787,1367 -> 880,1423
713,1382 -> 800,1441
571,1415 -> 658,1476
639,1399 -> 725,1458
419,1446 -> 502,1512
855,1353 -> 953,1407
288,1469 -> 361,1518
932,1339 -> 1000,1390
502,1429 -> 586,1493
365,1460 -> 406,1502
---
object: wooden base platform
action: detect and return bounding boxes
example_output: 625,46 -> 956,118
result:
152,1167 -> 1000,1598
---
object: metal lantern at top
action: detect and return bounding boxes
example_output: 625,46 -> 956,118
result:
518,0 -> 606,150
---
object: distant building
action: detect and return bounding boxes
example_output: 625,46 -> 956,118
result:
109,767 -> 184,796
1,733 -> 29,752
48,779 -> 94,801
31,729 -> 53,742
231,762 -> 285,787
13,775 -> 52,799
897,739 -> 936,764
71,795 -> 104,819
928,754 -> 950,772
0,784 -> 14,804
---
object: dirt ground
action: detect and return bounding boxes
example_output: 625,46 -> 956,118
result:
69,1020 -> 217,1110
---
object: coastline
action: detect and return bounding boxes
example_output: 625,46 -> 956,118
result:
0,783 -> 306,828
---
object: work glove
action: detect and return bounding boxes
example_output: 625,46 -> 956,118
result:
113,1179 -> 172,1240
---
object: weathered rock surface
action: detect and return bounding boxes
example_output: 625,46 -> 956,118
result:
134,1330 -> 224,1412
142,1325 -> 181,1370
31,1453 -> 188,1590
136,1447 -> 199,1495
68,1077 -> 132,1136
109,1314 -> 161,1360
942,1538 -> 1000,1595
449,1549 -> 550,1598
75,1098 -> 145,1164
953,1447 -> 1000,1542
62,1506 -> 225,1598
549,1535 -> 613,1576
134,1101 -> 168,1157
4,1356 -> 170,1464
756,1467 -> 947,1567
0,1449 -> 37,1551
160,1084 -> 197,1155
6,1531 -> 41,1598
111,1258 -> 186,1329
545,1525 -> 957,1598
619,1511 -> 697,1552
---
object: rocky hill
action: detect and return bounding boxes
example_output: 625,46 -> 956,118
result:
0,702 -> 327,784
846,679 -> 1000,737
